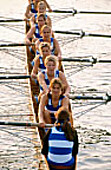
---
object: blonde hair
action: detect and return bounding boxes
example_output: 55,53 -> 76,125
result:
44,55 -> 57,66
37,1 -> 46,9
41,25 -> 51,34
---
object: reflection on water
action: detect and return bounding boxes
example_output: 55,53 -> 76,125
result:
0,0 -> 111,169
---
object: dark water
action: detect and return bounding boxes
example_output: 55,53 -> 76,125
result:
0,0 -> 111,169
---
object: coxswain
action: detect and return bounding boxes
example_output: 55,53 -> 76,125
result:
41,107 -> 78,170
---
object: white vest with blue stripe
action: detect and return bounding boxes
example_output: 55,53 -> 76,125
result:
40,70 -> 59,92
34,23 -> 42,38
45,93 -> 65,113
38,56 -> 46,72
47,126 -> 74,166
30,3 -> 37,13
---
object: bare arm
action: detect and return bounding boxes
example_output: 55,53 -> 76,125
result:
25,26 -> 35,44
46,16 -> 52,27
31,55 -> 40,78
38,94 -> 47,123
43,0 -> 52,12
61,97 -> 70,110
54,38 -> 62,60
59,71 -> 71,97
30,14 -> 36,27
35,39 -> 40,51
24,5 -> 32,19
37,72 -> 49,93
74,156 -> 77,170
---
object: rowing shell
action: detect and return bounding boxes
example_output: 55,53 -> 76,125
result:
25,23 -> 73,169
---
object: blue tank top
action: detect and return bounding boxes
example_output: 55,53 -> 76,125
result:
36,37 -> 54,55
34,23 -> 42,38
47,126 -> 74,166
30,3 -> 37,13
40,70 -> 59,92
39,56 -> 46,71
45,93 -> 65,113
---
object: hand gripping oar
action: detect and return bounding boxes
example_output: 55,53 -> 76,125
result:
54,30 -> 111,38
0,121 -> 53,128
52,9 -> 111,15
0,75 -> 31,80
69,93 -> 111,104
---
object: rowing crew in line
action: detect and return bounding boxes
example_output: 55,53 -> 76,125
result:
42,107 -> 78,170
25,22 -> 62,65
30,1 -> 52,27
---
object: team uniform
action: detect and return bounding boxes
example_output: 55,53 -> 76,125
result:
30,2 -> 38,13
29,23 -> 42,55
40,70 -> 59,92
45,93 -> 65,123
42,126 -> 78,170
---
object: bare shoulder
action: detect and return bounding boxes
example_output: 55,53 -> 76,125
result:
40,93 -> 48,102
37,71 -> 44,78
34,55 -> 40,63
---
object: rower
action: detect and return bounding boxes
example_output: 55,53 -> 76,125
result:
38,78 -> 72,126
25,13 -> 46,44
37,55 -> 70,97
31,42 -> 51,78
25,13 -> 46,60
30,1 -> 52,27
35,25 -> 61,58
35,25 -> 62,68
41,107 -> 78,170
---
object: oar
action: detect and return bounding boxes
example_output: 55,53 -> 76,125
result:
0,19 -> 25,22
69,93 -> 111,103
62,57 -> 111,64
54,30 -> 111,38
0,75 -> 31,80
0,43 -> 34,47
52,9 -> 111,15
0,121 -> 53,128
